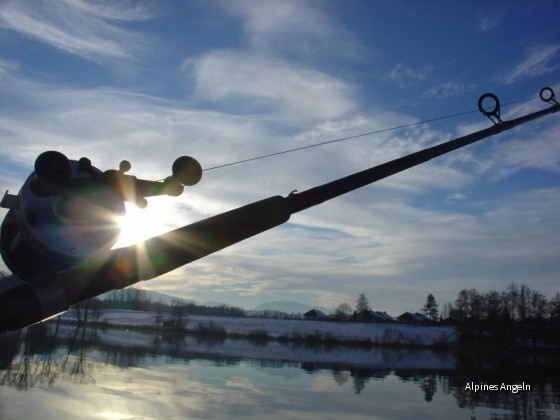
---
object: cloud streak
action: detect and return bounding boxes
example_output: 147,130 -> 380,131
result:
0,0 -> 155,64
500,44 -> 560,85
423,82 -> 476,99
185,50 -> 357,125
389,63 -> 433,88
221,0 -> 365,60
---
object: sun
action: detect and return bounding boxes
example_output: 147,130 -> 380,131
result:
112,202 -> 170,248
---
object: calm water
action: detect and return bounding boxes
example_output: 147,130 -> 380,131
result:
1,322 -> 559,419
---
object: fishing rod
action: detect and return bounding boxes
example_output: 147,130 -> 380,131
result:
0,87 -> 558,332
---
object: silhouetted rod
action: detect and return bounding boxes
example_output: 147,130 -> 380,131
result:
287,102 -> 560,213
56,196 -> 292,305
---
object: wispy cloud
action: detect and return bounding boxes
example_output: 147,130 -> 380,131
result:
389,63 -> 433,88
0,0 -> 156,64
446,192 -> 468,203
185,50 -> 357,125
499,44 -> 560,84
478,15 -> 501,31
0,58 -> 19,71
454,98 -> 560,178
423,81 -> 476,98
221,0 -> 366,60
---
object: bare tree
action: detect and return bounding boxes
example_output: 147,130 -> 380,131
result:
503,283 -> 519,320
529,289 -> 548,319
440,302 -> 453,320
89,298 -> 103,324
154,302 -> 163,330
517,284 -> 531,321
482,290 -> 502,320
335,303 -> 353,320
455,289 -> 483,321
170,301 -> 187,330
454,289 -> 470,321
355,293 -> 370,313
550,293 -> 560,322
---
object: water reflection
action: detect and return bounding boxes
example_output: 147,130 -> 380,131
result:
1,321 -> 559,419
0,321 -> 95,390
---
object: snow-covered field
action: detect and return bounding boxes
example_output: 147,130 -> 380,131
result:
52,309 -> 458,371
84,309 -> 456,346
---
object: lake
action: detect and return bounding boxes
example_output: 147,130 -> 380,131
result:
1,321 -> 559,419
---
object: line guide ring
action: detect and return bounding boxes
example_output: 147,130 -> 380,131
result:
478,93 -> 502,124
540,87 -> 557,104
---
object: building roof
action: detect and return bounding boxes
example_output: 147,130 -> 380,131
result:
303,309 -> 328,319
358,310 -> 394,322
397,312 -> 431,322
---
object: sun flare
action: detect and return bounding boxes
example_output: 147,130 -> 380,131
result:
113,203 -> 170,248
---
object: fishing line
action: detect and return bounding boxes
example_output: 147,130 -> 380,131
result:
202,96 -> 538,172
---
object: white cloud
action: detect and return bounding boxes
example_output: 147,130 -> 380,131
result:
489,126 -> 560,175
423,81 -> 476,98
453,97 -> 560,178
0,58 -> 19,71
500,44 -> 560,84
0,0 -> 156,64
478,15 -> 501,31
446,192 -> 468,202
389,63 -> 433,88
185,50 -> 357,125
221,0 -> 365,60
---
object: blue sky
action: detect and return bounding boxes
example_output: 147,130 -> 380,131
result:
0,0 -> 559,313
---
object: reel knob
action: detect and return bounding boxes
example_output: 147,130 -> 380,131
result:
30,151 -> 72,197
172,156 -> 203,186
35,151 -> 71,182
119,160 -> 131,173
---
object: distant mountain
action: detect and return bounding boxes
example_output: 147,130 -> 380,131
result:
134,289 -> 196,306
202,300 -> 234,308
252,301 -> 330,314
102,288 -> 330,314
131,290 -> 231,308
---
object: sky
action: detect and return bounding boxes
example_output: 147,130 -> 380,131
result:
0,0 -> 559,314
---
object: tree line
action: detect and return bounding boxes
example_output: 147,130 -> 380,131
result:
333,283 -> 559,324
331,284 -> 560,348
442,283 -> 559,323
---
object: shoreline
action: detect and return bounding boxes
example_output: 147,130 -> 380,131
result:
42,309 -> 559,352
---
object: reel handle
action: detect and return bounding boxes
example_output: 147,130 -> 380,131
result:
29,151 -> 202,208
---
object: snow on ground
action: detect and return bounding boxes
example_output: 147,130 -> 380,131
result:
83,309 -> 455,346
52,317 -> 457,371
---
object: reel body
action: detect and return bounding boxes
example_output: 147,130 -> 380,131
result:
0,151 -> 202,282
1,156 -> 125,280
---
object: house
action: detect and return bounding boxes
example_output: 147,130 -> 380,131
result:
396,312 -> 431,324
303,309 -> 328,321
357,310 -> 395,323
